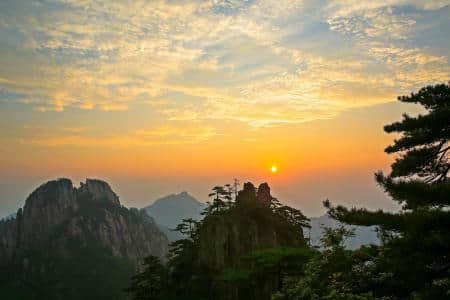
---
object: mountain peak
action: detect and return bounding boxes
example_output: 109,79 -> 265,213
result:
143,191 -> 206,231
78,178 -> 120,206
23,178 -> 121,213
24,178 -> 76,216
1,178 -> 168,270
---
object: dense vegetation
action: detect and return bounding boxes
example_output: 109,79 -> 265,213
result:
127,182 -> 314,300
0,239 -> 135,300
128,83 -> 450,300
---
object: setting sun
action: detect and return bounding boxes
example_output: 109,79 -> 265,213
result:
271,166 -> 278,173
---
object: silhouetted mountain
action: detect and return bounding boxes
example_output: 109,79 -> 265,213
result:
0,178 -> 169,299
142,182 -> 310,300
309,214 -> 379,249
143,191 -> 206,240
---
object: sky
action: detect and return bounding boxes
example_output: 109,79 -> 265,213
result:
0,0 -> 449,217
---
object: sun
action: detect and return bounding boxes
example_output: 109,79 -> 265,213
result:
271,165 -> 278,173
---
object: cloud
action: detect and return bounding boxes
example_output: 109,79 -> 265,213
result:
0,0 -> 448,128
21,123 -> 218,147
326,0 -> 450,17
328,7 -> 416,40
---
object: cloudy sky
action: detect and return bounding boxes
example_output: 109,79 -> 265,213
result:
0,0 -> 449,217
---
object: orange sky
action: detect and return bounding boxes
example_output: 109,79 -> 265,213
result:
0,100 -> 423,216
0,0 -> 448,217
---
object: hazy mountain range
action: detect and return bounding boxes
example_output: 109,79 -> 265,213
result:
1,187 -> 379,248
0,179 -> 380,298
142,192 -> 379,248
309,215 -> 379,249
143,191 -> 206,241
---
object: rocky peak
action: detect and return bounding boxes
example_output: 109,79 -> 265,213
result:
20,178 -> 77,247
0,178 -> 169,269
236,182 -> 274,206
78,179 -> 120,206
257,183 -> 273,206
24,178 -> 75,212
236,182 -> 256,203
197,181 -> 306,277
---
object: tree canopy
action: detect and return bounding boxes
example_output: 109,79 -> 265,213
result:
325,82 -> 450,298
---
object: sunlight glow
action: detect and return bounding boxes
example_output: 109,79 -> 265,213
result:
271,166 -> 278,173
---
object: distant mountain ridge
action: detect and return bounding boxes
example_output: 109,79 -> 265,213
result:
309,215 -> 379,249
143,191 -> 206,241
142,191 -> 379,247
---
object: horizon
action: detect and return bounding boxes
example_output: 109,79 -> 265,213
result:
1,0 -> 449,218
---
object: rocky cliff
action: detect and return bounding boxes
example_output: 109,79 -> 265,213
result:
197,182 -> 305,270
165,182 -> 309,300
0,178 -> 169,270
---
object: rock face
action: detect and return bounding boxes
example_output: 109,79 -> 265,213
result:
189,183 -> 306,300
0,178 -> 169,270
256,182 -> 274,206
197,183 -> 305,269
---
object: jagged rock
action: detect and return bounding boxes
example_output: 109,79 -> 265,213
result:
198,183 -> 304,269
257,183 -> 273,206
0,178 -> 169,270
196,183 -> 306,299
165,182 -> 307,300
78,179 -> 121,206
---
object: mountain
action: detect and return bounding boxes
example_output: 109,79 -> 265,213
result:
309,214 -> 379,249
0,178 -> 169,300
143,191 -> 206,240
142,191 -> 378,248
139,182 -> 311,300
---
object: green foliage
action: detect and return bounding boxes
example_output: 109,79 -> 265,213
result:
220,268 -> 252,284
245,247 -> 315,269
274,205 -> 311,231
172,218 -> 200,240
132,181 -> 310,300
125,256 -> 166,300
324,83 -> 450,299
203,185 -> 233,216
0,239 -> 135,300
273,228 -> 386,300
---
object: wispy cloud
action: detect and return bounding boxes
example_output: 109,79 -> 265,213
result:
21,123 -> 218,147
0,0 -> 448,127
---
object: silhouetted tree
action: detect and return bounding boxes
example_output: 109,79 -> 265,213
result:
273,227 -> 377,300
205,185 -> 230,214
125,256 -> 166,300
224,183 -> 234,208
173,217 -> 200,240
275,205 -> 310,233
326,83 -> 450,298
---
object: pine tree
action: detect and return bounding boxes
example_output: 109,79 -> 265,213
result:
173,217 -> 200,240
325,83 -> 450,298
205,185 -> 230,214
125,256 -> 166,300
